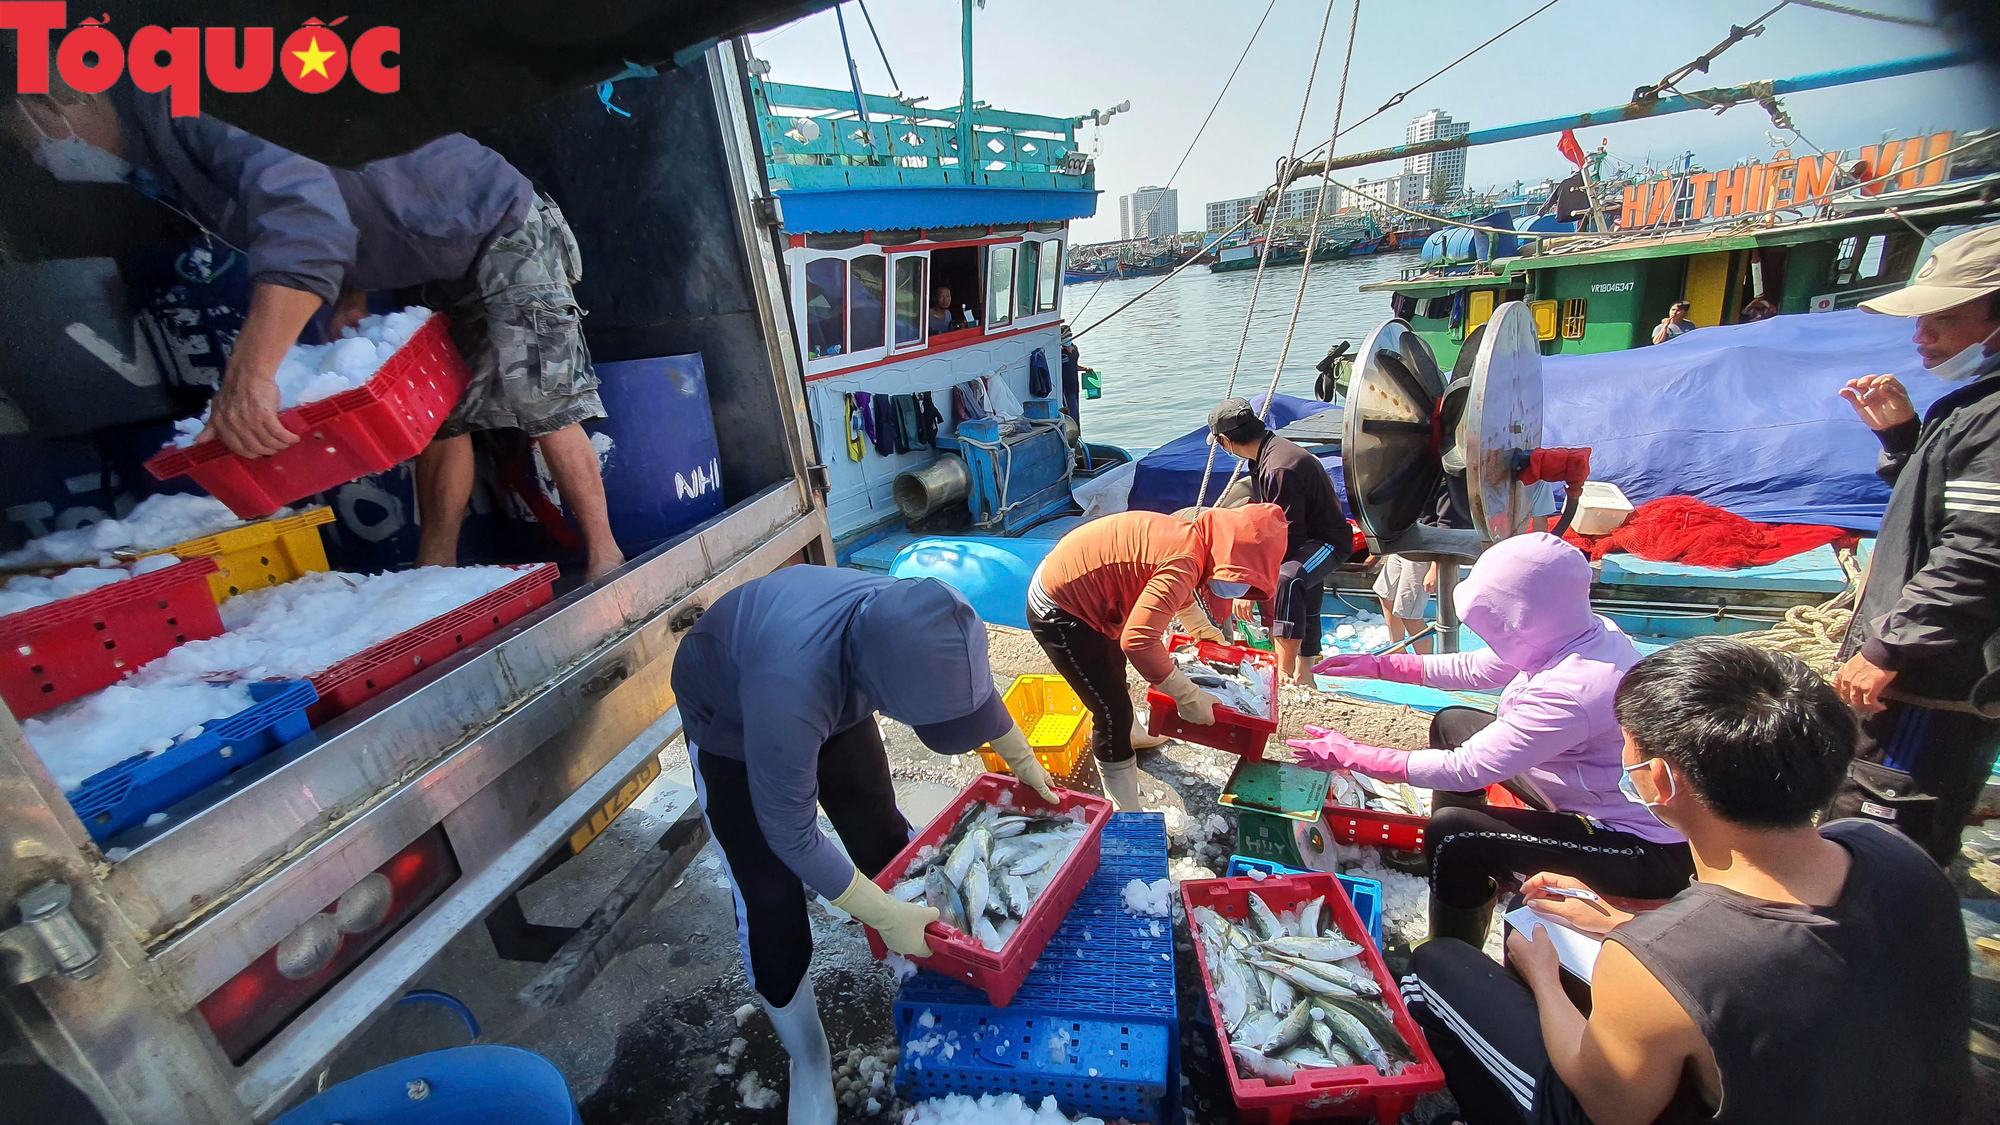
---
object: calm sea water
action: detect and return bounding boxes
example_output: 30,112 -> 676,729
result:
1064,250 -> 1419,452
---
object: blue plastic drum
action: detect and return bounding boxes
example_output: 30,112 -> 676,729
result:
583,353 -> 726,553
272,1046 -> 579,1125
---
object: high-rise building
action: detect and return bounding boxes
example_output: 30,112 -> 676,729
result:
1120,185 -> 1179,240
1403,109 -> 1470,202
1351,172 -> 1424,214
1205,185 -> 1341,231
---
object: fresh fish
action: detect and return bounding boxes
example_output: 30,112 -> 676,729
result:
1234,1008 -> 1282,1047
1266,953 -> 1380,997
1319,1002 -> 1392,1074
1004,873 -> 1031,917
995,917 -> 1021,944
1259,1001 -> 1316,1055
925,868 -> 967,932
986,865 -> 1011,918
990,816 -> 1030,839
970,826 -> 993,865
890,877 -> 928,903
1246,894 -> 1285,941
1307,1016 -> 1339,1060
1293,896 -> 1326,937
973,915 -> 1005,952
943,830 -> 982,885
1278,1045 -> 1344,1070
1250,958 -> 1360,999
1266,972 -> 1295,1014
1259,935 -> 1365,963
964,860 -> 991,920
1231,1043 -> 1297,1083
1318,995 -> 1404,1053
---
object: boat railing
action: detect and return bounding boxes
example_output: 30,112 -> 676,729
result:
750,78 -> 1096,193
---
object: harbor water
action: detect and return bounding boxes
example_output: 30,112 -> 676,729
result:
1066,251 -> 1419,451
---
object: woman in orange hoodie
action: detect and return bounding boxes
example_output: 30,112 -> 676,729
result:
1028,503 -> 1289,809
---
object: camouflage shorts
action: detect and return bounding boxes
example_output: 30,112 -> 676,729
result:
433,194 -> 606,440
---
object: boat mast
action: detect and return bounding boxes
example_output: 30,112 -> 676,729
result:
959,0 -> 976,186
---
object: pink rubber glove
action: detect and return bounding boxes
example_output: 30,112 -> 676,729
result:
1309,652 -> 1425,684
1284,725 -> 1411,781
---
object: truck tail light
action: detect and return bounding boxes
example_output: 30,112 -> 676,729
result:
197,826 -> 460,1063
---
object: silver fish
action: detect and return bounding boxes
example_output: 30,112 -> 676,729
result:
1293,896 -> 1326,938
1259,1000 -> 1315,1055
1259,935 -> 1364,963
973,915 -> 1005,952
891,877 -> 928,903
1234,1008 -> 1282,1047
1267,952 -> 1380,997
964,859 -> 991,920
987,865 -> 1011,918
1266,972 -> 1295,1014
1278,1044 -> 1344,1070
1250,957 -> 1359,999
990,816 -> 1029,839
1246,893 -> 1285,941
925,868 -> 967,932
1319,1002 -> 1392,1074
1231,1043 -> 1297,1083
943,830 -> 981,885
1005,873 -> 1031,917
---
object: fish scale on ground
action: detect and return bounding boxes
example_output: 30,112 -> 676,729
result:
1192,897 -> 1414,1081
898,799 -> 1089,951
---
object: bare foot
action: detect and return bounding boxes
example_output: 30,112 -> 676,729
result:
584,554 -> 625,582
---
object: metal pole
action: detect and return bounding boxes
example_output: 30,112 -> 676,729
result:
959,0 -> 976,186
833,4 -> 875,155
1433,559 -> 1462,654
1292,52 -> 1968,178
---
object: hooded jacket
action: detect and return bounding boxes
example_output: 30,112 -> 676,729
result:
1039,504 -> 1288,682
1406,533 -> 1681,844
672,567 -> 1012,897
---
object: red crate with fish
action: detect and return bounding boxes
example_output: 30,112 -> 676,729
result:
1183,871 -> 1445,1125
863,773 -> 1111,1007
1147,636 -> 1281,758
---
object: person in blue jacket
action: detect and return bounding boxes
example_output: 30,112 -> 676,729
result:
671,566 -> 1055,1125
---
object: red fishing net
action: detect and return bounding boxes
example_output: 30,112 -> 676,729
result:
1562,495 -> 1855,569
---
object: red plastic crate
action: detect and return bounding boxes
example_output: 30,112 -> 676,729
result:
0,558 -> 222,719
1147,637 -> 1280,758
144,315 -> 471,519
864,773 -> 1112,1007
1182,872 -> 1445,1124
305,563 -> 558,724
1322,783 -> 1523,853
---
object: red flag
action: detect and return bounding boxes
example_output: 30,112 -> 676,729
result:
1557,129 -> 1587,168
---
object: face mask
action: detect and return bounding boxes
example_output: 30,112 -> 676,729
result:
22,103 -> 131,184
1930,326 -> 2000,382
1209,580 -> 1249,599
1619,758 -> 1676,825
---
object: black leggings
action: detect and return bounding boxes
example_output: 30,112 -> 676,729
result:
1028,602 -> 1135,764
1423,707 -> 1695,910
1401,938 -> 1593,1125
693,721 -> 911,1007
1270,539 -> 1342,655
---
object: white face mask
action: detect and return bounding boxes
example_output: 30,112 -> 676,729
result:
1929,325 -> 2000,383
21,103 -> 131,184
1209,580 -> 1250,599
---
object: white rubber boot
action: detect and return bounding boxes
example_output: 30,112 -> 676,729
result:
761,976 -> 836,1125
1100,757 -> 1146,811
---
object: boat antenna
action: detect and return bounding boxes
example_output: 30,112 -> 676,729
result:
1072,0 -> 1280,321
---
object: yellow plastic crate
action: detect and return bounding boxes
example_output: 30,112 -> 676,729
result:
133,507 -> 336,604
978,674 -> 1092,780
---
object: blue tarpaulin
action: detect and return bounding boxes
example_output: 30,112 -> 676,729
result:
1128,310 -> 1952,533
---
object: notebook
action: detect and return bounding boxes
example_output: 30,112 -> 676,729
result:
1504,904 -> 1605,983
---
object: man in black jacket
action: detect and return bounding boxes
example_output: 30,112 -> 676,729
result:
1828,225 -> 2000,863
1209,398 -> 1353,684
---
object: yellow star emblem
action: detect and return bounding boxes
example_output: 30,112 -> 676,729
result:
292,34 -> 335,79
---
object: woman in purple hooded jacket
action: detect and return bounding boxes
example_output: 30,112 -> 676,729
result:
1290,533 -> 1694,944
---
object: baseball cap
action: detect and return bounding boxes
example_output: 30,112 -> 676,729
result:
1207,397 -> 1267,442
1861,225 -> 2000,317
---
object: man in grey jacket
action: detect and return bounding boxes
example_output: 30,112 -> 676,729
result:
10,86 -> 624,578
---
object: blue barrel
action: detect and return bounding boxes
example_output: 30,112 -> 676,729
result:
583,354 -> 726,553
273,1046 -> 579,1125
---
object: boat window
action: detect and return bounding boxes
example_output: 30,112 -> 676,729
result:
1016,241 -> 1040,320
850,254 -> 887,354
1857,235 -> 1887,282
988,245 -> 1016,328
929,246 -> 982,335
1038,240 -> 1062,312
893,256 -> 927,347
1560,299 -> 1587,339
804,257 -> 847,359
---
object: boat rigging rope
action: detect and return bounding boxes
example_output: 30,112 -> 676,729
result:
1072,0 -> 1281,322
1779,0 -> 1934,28
1194,0 -> 1346,510
1740,548 -> 1861,674
854,0 -> 901,92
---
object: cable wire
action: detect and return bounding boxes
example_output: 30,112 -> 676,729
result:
854,0 -> 901,91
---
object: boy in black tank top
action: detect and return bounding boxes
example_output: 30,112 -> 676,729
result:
1402,637 -> 1969,1125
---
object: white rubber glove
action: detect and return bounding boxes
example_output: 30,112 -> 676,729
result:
1157,668 -> 1221,725
988,725 -> 1060,804
831,868 -> 937,957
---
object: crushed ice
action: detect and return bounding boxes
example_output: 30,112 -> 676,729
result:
0,494 -> 278,568
170,308 -> 433,447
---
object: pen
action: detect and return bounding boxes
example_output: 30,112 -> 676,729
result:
1539,886 -> 1600,902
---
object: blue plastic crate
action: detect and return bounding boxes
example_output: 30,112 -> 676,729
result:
1223,854 -> 1384,948
66,680 -> 316,844
897,812 -> 1177,1122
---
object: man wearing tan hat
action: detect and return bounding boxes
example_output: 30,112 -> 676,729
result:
1827,225 -> 2000,863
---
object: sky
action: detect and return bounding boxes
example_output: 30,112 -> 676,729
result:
751,0 -> 1998,245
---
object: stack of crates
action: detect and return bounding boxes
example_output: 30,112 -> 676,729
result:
894,812 -> 1178,1123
